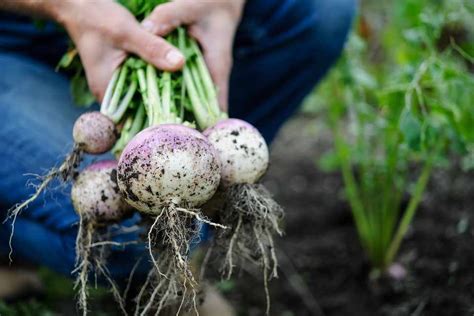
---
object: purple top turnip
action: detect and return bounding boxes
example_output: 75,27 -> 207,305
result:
203,119 -> 269,187
117,124 -> 221,214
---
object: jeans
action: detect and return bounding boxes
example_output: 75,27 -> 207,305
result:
0,0 -> 356,278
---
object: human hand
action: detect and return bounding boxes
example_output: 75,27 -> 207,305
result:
57,0 -> 186,101
141,0 -> 246,111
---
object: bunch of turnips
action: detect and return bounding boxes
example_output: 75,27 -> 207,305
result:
7,1 -> 284,315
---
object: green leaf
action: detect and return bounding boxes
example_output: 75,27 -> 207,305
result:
399,110 -> 421,150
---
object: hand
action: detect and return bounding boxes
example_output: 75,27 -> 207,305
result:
57,0 -> 186,101
130,0 -> 246,111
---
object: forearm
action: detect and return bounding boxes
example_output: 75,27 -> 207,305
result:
0,0 -> 74,24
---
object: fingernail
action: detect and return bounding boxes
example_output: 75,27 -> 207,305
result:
166,50 -> 184,66
141,19 -> 156,32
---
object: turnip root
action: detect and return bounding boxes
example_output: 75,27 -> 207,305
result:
117,124 -> 223,313
72,160 -> 130,316
6,111 -> 118,261
203,119 -> 284,315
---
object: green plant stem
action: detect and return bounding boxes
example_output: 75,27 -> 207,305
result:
108,65 -> 129,115
178,28 -> 226,130
146,64 -> 161,125
112,115 -> 133,154
100,68 -> 120,114
190,40 -> 221,118
128,104 -> 146,139
110,78 -> 137,123
384,161 -> 433,266
161,72 -> 172,120
334,130 -> 370,250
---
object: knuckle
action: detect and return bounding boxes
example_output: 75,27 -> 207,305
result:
105,16 -> 131,44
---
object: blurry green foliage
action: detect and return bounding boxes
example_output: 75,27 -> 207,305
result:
304,0 -> 473,270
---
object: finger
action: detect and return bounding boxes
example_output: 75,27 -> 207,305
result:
141,1 -> 202,36
92,52 -> 126,102
119,21 -> 185,71
78,34 -> 126,101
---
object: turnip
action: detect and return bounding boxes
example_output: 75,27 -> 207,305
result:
73,111 -> 117,155
117,123 -> 223,314
71,160 -> 131,316
203,119 -> 284,315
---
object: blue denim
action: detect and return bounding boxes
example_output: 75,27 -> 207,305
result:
0,0 -> 356,279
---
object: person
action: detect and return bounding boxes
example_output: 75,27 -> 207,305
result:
0,0 -> 356,312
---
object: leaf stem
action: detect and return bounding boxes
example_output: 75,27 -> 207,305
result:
110,78 -> 137,123
108,65 -> 129,115
384,160 -> 433,266
100,68 -> 120,115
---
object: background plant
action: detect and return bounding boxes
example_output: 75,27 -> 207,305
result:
304,0 -> 473,271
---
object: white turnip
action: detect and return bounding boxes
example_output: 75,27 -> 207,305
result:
72,160 -> 130,316
73,112 -> 117,155
203,119 -> 284,315
117,124 -> 223,313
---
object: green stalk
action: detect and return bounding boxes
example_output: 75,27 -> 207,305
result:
334,131 -> 370,250
179,76 -> 186,121
178,29 -> 208,129
178,28 -> 226,130
110,79 -> 137,123
384,161 -> 433,266
100,68 -> 120,114
111,115 -> 133,155
107,65 -> 129,115
190,39 -> 221,117
112,105 -> 146,155
189,62 -> 208,109
146,64 -> 161,125
161,72 -> 172,120
136,68 -> 149,116
128,104 -> 146,140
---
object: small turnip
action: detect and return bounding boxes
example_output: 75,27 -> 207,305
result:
117,124 -> 221,213
72,160 -> 130,316
117,124 -> 224,313
73,112 -> 117,155
203,118 -> 283,315
203,118 -> 269,186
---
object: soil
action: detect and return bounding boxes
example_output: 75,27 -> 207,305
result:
221,115 -> 474,316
